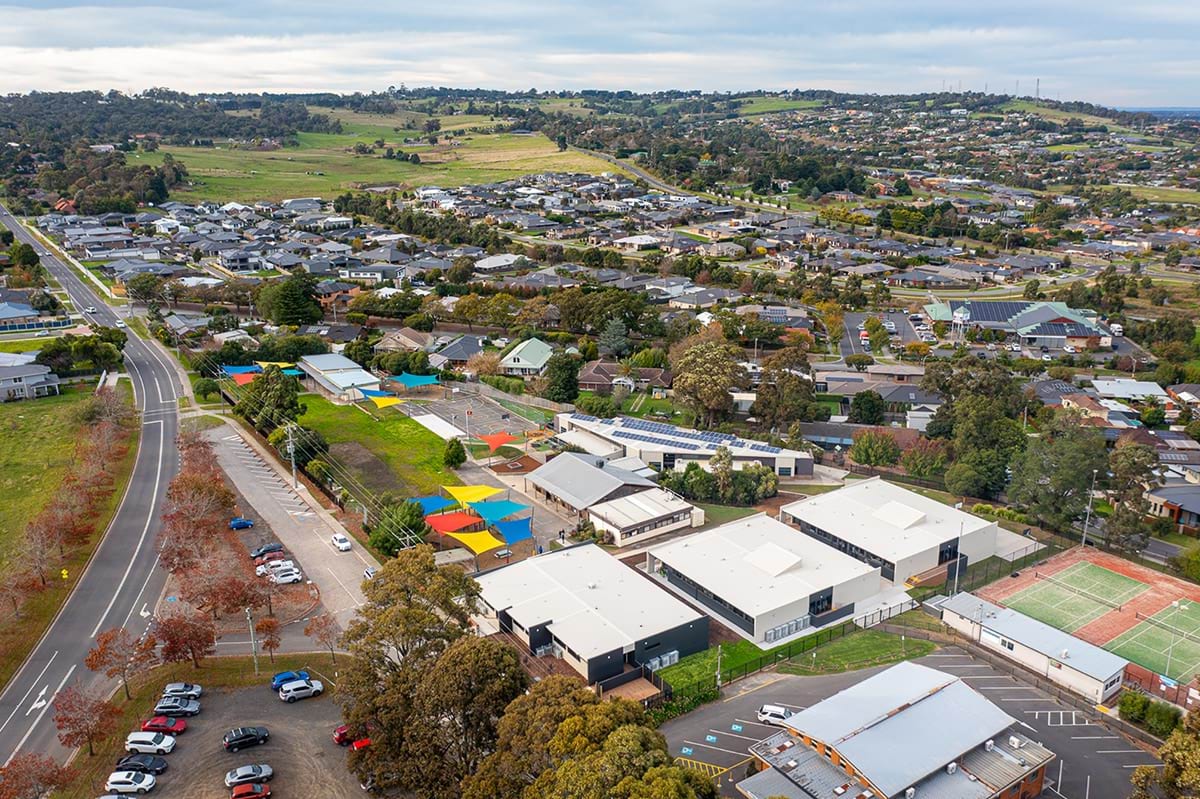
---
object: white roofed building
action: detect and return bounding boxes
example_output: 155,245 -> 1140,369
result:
586,487 -> 703,547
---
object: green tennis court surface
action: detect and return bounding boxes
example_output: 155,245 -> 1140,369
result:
1106,601 -> 1200,682
1003,562 -> 1147,632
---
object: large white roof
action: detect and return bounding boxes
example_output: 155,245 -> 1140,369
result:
476,543 -> 703,660
587,488 -> 693,531
781,477 -> 993,563
649,514 -> 878,615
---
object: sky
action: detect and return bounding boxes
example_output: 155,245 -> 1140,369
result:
1,1 -> 1198,107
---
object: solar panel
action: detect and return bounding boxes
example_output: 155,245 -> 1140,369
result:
571,413 -> 599,422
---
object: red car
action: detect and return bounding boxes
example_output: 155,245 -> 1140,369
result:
231,785 -> 271,799
141,716 -> 187,735
254,551 -> 287,567
333,724 -> 351,746
352,738 -> 372,751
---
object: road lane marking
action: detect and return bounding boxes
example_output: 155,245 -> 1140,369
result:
0,652 -> 57,735
4,664 -> 75,766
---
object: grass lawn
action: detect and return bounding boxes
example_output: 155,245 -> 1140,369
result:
0,338 -> 46,353
736,96 -> 825,116
137,131 -> 629,203
0,383 -> 139,691
298,395 -> 461,496
695,502 -> 759,527
657,638 -> 773,687
59,653 -> 331,799
776,629 -> 936,676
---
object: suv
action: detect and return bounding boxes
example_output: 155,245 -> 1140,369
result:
161,682 -> 202,699
223,727 -> 270,752
757,704 -> 793,726
104,771 -> 156,794
125,731 -> 175,754
249,542 -> 282,559
153,697 -> 200,717
256,559 -> 295,578
269,567 -> 303,585
279,679 -> 324,703
270,670 -> 309,692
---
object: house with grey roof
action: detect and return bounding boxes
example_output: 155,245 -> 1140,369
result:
524,452 -> 656,515
0,363 -> 61,401
430,335 -> 484,369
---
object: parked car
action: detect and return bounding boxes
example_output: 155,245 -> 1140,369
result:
1041,354 -> 1052,362
256,559 -> 295,578
757,703 -> 793,726
494,549 -> 513,560
125,731 -> 175,755
115,754 -> 168,775
153,697 -> 199,718
254,551 -> 287,568
230,517 -> 255,530
161,682 -> 202,699
140,716 -> 187,735
363,566 -> 378,581
222,727 -> 270,753
231,784 -> 272,799
278,679 -> 324,703
333,724 -> 353,746
271,670 -> 309,692
104,770 -> 156,794
249,542 -> 282,559
269,568 -> 303,585
1064,345 -> 1077,354
224,764 -> 274,787
331,533 -> 352,551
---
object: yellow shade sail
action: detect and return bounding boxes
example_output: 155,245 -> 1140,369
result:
369,396 -> 405,409
255,361 -> 295,369
443,484 -> 503,505
445,530 -> 506,555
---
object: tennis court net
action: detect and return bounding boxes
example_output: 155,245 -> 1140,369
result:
1134,611 -> 1200,648
1034,570 -> 1124,611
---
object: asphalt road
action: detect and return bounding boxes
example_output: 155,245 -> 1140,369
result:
0,203 -> 180,764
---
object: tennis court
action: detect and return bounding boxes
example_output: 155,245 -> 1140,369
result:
1002,562 -> 1148,633
1106,601 -> 1200,682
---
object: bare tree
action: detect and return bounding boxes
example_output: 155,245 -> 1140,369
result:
304,613 -> 341,664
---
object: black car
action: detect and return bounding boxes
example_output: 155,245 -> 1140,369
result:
115,753 -> 168,775
223,726 -> 270,752
249,542 -> 283,559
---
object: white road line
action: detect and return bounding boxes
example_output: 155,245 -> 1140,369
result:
0,652 -> 57,735
90,420 -> 166,637
1097,749 -> 1145,754
1071,736 -> 1118,740
4,664 -> 76,767
710,729 -> 761,742
733,718 -> 782,730
120,553 -> 163,630
683,739 -> 748,757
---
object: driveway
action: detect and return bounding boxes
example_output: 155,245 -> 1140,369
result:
206,427 -> 378,634
660,646 -> 1158,799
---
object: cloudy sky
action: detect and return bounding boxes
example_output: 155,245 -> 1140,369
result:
1,1 -> 1197,106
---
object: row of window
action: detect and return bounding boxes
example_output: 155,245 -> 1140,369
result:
664,567 -> 755,631
617,510 -> 691,540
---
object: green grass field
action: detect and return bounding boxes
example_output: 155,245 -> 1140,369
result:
694,502 -> 759,527
1106,601 -> 1200,681
138,130 -> 630,202
736,96 -> 825,116
298,395 -> 461,496
0,338 -> 45,353
1003,562 -> 1147,632
777,629 -> 936,675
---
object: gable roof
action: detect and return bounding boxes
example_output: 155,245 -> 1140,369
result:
499,338 -> 553,369
526,452 -> 655,510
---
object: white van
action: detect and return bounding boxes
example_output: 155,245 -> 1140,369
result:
1110,323 -> 1124,337
757,704 -> 792,726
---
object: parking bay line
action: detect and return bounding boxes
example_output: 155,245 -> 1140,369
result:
711,729 -> 761,742
734,718 -> 781,730
683,739 -> 750,757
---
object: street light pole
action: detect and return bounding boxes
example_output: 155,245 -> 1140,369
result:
245,607 -> 259,676
1081,468 -> 1099,548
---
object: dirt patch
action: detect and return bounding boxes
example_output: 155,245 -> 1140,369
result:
329,441 -> 400,494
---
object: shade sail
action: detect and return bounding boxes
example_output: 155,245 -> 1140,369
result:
232,372 -> 258,386
395,372 -> 440,388
468,499 -> 528,523
281,368 -> 304,377
479,431 -> 519,452
414,495 -> 457,515
425,511 -> 482,533
360,388 -> 392,397
446,530 -> 506,555
369,396 -> 404,409
493,517 -> 533,545
256,361 -> 294,369
221,364 -> 261,375
444,484 -> 503,505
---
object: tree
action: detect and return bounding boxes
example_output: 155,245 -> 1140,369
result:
1007,410 -> 1108,531
945,461 -> 988,498
368,500 -> 430,557
542,354 -> 580,403
255,273 -> 322,325
849,429 -> 901,466
751,369 -> 827,430
847,390 -> 885,425
1131,708 -> 1200,799
84,626 -> 157,701
443,437 -> 467,468
1023,279 -> 1041,300
597,318 -> 631,358
255,616 -> 282,664
1105,442 -> 1161,553
672,340 -> 745,426
900,438 -> 948,479
235,365 -> 304,434
125,273 -> 164,304
815,300 -> 844,350
193,377 -> 219,401
344,338 -> 374,367
0,752 -> 74,799
845,353 -> 875,371
155,607 -> 216,668
304,612 -> 341,664
403,637 -> 528,799
52,685 -> 120,757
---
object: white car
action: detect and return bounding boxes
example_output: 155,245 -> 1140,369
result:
270,568 -> 303,585
757,704 -> 793,726
1009,343 -> 1022,352
104,770 -> 156,794
278,678 -> 324,703
1063,345 -> 1077,354
84,306 -> 98,313
256,559 -> 295,578
1041,354 -> 1052,362
125,731 -> 176,755
115,319 -> 127,329
161,682 -> 202,699
331,533 -> 352,552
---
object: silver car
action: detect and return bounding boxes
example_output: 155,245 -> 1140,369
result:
225,764 -> 274,787
161,682 -> 202,699
153,697 -> 200,717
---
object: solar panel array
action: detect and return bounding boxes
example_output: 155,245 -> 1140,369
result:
570,413 -> 599,422
611,429 -> 701,450
610,416 -> 784,455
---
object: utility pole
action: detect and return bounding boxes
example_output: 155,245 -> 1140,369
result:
715,643 -> 723,688
245,607 -> 260,676
1081,468 -> 1099,547
952,516 -> 964,595
286,424 -> 297,488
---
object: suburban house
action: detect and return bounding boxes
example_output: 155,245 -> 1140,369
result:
430,335 -> 484,369
499,338 -> 554,377
375,327 -> 434,353
0,363 -> 61,401
577,360 -> 671,393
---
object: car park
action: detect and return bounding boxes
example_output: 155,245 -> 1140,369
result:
271,670 -> 309,691
125,731 -> 176,754
141,716 -> 187,735
230,517 -> 255,530
249,542 -> 283,559
104,770 -> 156,794
256,559 -> 295,578
269,567 -> 303,585
231,785 -> 272,799
331,533 -> 352,551
115,754 -> 168,775
161,682 -> 202,699
224,763 -> 274,787
278,679 -> 324,702
757,703 -> 793,725
153,697 -> 200,717
363,566 -> 378,581
222,726 -> 270,752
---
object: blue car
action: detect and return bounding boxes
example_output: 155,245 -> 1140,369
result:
230,517 -> 255,530
271,670 -> 309,691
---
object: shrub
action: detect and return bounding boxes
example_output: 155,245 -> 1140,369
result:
1145,699 -> 1182,737
1118,691 -> 1150,723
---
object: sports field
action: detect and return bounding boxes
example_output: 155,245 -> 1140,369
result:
1002,562 -> 1147,632
1107,601 -> 1200,681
